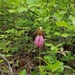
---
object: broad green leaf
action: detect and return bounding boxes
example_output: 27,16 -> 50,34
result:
8,9 -> 16,13
45,43 -> 53,47
51,46 -> 56,50
50,0 -> 56,5
56,43 -> 62,47
35,18 -> 42,21
17,7 -> 28,13
38,66 -> 46,75
56,21 -> 68,27
53,13 -> 63,21
0,60 -> 4,63
31,71 -> 37,75
4,47 -> 11,53
45,29 -> 50,34
0,35 -> 5,39
51,61 -> 63,72
5,54 -> 12,57
9,0 -> 19,6
2,54 -> 12,57
5,28 -> 17,34
54,32 -> 61,36
0,12 -> 4,15
40,52 -> 47,55
52,11 -> 66,21
43,15 -> 50,22
26,0 -> 35,4
46,64 -> 51,70
19,69 -> 26,75
12,47 -> 18,52
44,56 -> 51,64
18,30 -> 25,36
69,15 -> 75,25
59,11 -> 67,15
6,41 -> 11,45
61,33 -> 70,37
28,4 -> 41,9
6,29 -> 13,33
48,0 -> 56,8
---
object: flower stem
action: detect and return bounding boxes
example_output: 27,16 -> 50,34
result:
39,48 -> 41,66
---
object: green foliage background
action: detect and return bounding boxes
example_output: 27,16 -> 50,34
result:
0,0 -> 75,75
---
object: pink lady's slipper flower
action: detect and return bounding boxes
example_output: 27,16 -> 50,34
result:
34,35 -> 44,48
34,27 -> 44,48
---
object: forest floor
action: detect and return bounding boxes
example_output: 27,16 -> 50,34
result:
0,49 -> 40,75
0,45 -> 75,75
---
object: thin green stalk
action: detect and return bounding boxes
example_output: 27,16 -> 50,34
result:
39,48 -> 41,66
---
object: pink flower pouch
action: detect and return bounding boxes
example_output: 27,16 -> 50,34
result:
34,35 -> 44,48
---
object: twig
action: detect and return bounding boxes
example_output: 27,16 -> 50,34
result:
0,54 -> 14,75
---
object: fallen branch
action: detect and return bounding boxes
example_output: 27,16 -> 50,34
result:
0,54 -> 14,75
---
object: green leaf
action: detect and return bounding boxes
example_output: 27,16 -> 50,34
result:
17,7 -> 28,13
5,28 -> 17,34
6,41 -> 11,45
45,29 -> 50,34
64,65 -> 72,70
45,43 -> 53,47
8,9 -> 16,13
19,69 -> 26,75
26,0 -> 35,4
51,61 -> 63,72
53,13 -> 63,21
0,35 -> 5,39
2,54 -> 12,57
59,11 -> 67,15
38,66 -> 46,75
56,43 -> 62,47
0,12 -> 4,15
18,30 -> 25,36
51,46 -> 56,51
52,11 -> 66,21
61,33 -> 70,37
69,15 -> 75,25
0,60 -> 4,63
56,21 -> 68,27
43,15 -> 50,22
12,47 -> 18,52
31,71 -> 37,75
35,18 -> 43,21
54,32 -> 61,36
